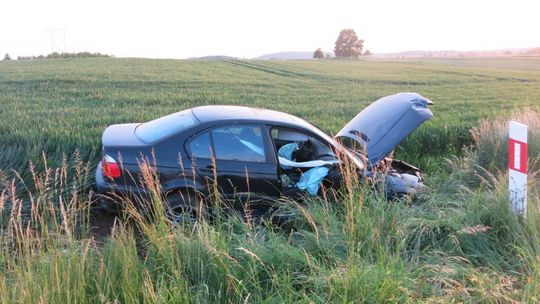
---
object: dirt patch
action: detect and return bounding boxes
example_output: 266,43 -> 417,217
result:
88,212 -> 118,243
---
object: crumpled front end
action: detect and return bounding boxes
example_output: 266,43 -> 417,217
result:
369,159 -> 428,198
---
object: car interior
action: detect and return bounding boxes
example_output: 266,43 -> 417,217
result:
270,128 -> 340,194
271,128 -> 337,161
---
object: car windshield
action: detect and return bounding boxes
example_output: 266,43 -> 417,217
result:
135,110 -> 198,143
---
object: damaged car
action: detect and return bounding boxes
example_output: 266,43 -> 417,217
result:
95,92 -> 433,217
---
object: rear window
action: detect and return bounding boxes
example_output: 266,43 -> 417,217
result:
135,110 -> 198,143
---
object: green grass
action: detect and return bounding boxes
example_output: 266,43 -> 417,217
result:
1,57 -> 540,176
0,153 -> 539,303
1,57 -> 540,302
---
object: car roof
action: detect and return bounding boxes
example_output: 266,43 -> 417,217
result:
191,105 -> 313,129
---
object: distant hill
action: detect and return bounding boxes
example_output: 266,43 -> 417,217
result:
373,48 -> 538,58
526,48 -> 540,55
257,52 -> 317,60
255,48 -> 540,60
190,55 -> 238,60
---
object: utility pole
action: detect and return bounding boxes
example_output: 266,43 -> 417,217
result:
46,28 -> 69,53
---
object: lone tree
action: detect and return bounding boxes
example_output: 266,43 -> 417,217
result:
313,48 -> 324,59
334,29 -> 363,58
363,49 -> 372,56
3,53 -> 11,61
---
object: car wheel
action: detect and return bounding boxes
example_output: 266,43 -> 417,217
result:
165,190 -> 204,225
168,206 -> 198,225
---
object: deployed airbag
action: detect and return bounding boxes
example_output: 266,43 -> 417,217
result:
278,143 -> 298,169
297,167 -> 330,195
278,157 -> 339,169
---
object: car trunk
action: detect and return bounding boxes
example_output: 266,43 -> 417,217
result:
101,123 -> 149,163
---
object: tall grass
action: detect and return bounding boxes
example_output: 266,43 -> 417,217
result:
471,108 -> 540,175
0,147 -> 539,302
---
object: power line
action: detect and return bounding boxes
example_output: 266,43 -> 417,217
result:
45,28 -> 69,53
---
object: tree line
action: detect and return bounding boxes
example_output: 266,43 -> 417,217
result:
3,52 -> 113,61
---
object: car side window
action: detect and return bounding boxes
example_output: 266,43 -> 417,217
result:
271,127 -> 336,161
212,126 -> 266,162
189,131 -> 213,159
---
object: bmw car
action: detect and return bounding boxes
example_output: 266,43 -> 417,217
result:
95,92 -> 433,216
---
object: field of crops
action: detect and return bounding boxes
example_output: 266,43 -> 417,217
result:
1,57 -> 540,176
1,57 -> 540,302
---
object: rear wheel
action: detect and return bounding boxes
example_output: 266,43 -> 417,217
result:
165,190 -> 204,225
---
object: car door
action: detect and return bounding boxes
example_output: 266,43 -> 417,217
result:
187,124 -> 281,203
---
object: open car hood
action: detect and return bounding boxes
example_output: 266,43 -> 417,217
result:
335,92 -> 433,166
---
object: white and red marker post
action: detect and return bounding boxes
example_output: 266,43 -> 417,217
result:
508,121 -> 528,217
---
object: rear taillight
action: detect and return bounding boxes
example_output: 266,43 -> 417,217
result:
102,154 -> 121,179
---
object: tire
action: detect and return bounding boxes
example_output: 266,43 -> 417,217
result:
165,189 -> 204,225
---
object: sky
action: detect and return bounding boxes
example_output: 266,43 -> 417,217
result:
1,0 -> 539,59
